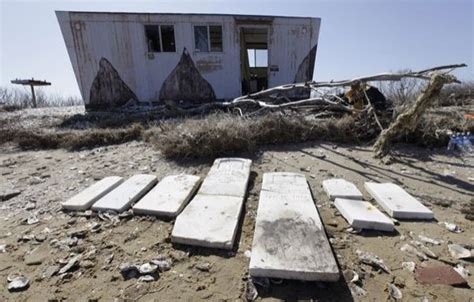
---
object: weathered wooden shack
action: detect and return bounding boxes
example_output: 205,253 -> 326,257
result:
56,11 -> 321,110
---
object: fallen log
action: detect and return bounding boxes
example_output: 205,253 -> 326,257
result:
373,73 -> 459,158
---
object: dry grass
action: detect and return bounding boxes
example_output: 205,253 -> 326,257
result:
0,124 -> 143,150
144,113 -> 360,158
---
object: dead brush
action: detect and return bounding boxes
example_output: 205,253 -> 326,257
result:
1,123 -> 144,150
145,113 -> 362,159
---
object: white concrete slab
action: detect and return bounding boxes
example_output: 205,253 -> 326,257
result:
91,174 -> 157,212
171,158 -> 252,249
198,158 -> 252,198
61,176 -> 124,211
364,182 -> 434,220
171,194 -> 244,249
322,178 -> 363,200
132,174 -> 201,217
249,172 -> 339,281
334,198 -> 394,232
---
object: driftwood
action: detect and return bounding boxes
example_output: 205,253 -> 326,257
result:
373,73 -> 459,158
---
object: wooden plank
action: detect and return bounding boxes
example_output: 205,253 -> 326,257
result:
334,198 -> 394,231
91,174 -> 157,212
365,182 -> 434,219
171,158 -> 252,249
132,174 -> 201,217
61,176 -> 123,211
249,172 -> 339,281
322,178 -> 363,200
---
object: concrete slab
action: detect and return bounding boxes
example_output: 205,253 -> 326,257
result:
171,194 -> 244,249
364,182 -> 434,220
249,172 -> 339,281
132,174 -> 201,217
171,158 -> 252,249
198,158 -> 252,197
322,178 -> 363,200
334,198 -> 394,231
91,174 -> 157,212
61,176 -> 123,211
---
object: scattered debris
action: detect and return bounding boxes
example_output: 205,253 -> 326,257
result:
387,283 -> 402,300
7,276 -> 30,292
415,266 -> 467,286
195,262 -> 211,272
401,262 -> 416,272
119,262 -> 159,281
448,244 -> 472,259
438,221 -> 463,233
356,250 -> 391,273
453,264 -> 470,279
138,275 -> 156,282
245,280 -> 259,301
150,258 -> 172,272
400,244 -> 428,261
58,254 -> 81,274
350,283 -> 367,297
0,189 -> 22,201
418,234 -> 442,245
409,240 -> 438,259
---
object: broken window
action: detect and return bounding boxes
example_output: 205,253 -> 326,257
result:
160,25 -> 176,52
144,25 -> 176,52
247,49 -> 268,67
194,25 -> 223,52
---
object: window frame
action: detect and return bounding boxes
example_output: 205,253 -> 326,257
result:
144,24 -> 176,53
193,24 -> 223,53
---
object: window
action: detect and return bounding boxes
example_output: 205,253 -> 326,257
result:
145,25 -> 176,52
194,25 -> 223,52
247,49 -> 268,67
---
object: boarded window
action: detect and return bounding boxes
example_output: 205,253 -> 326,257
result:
145,25 -> 175,52
194,25 -> 223,52
209,26 -> 223,51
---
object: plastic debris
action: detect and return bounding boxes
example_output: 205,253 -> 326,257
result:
438,222 -> 463,233
138,263 -> 157,274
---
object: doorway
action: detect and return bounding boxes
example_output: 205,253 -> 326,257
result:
240,27 -> 268,94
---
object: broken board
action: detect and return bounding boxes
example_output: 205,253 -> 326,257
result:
365,182 -> 434,220
132,174 -> 201,217
91,174 -> 157,212
61,176 -> 124,211
334,198 -> 394,231
322,178 -> 363,200
249,172 -> 339,281
171,158 -> 251,249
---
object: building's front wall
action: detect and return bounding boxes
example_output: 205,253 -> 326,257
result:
56,12 -> 320,109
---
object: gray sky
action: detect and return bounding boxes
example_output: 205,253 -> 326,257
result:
1,0 -> 473,99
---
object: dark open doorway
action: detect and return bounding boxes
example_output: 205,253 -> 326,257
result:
240,28 -> 268,94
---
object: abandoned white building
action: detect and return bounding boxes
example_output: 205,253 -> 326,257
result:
56,11 -> 321,110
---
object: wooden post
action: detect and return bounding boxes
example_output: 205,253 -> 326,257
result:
10,78 -> 51,108
30,85 -> 37,108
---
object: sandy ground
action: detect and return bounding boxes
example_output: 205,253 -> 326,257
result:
1,108 -> 473,301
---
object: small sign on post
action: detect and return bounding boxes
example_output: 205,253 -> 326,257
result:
10,78 -> 51,108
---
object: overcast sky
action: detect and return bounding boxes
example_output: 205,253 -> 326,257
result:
1,0 -> 472,99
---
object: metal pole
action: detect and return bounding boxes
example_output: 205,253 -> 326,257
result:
30,85 -> 37,108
